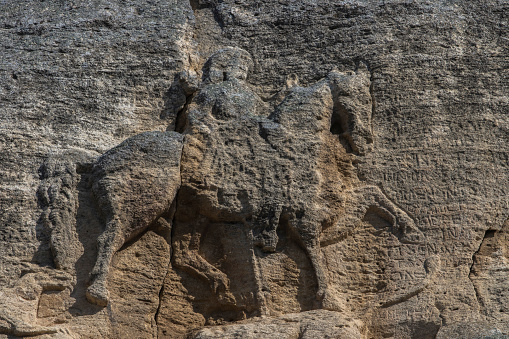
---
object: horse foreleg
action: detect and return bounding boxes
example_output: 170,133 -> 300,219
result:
86,219 -> 124,306
353,186 -> 425,244
371,189 -> 424,244
305,245 -> 327,301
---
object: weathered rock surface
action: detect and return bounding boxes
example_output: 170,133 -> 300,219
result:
1,0 -> 508,338
86,130 -> 182,306
190,310 -> 364,339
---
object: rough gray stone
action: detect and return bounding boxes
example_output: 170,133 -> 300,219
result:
1,0 -> 508,338
87,131 -> 183,306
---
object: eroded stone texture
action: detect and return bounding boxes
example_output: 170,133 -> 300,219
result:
1,0 -> 509,338
0,265 -> 74,337
187,0 -> 509,336
87,131 -> 183,306
37,151 -> 93,272
107,230 -> 171,338
0,0 -> 193,286
0,0 -> 194,335
163,47 -> 429,336
468,218 -> 509,332
190,310 -> 364,339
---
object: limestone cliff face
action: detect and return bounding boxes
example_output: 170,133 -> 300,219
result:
1,1 -> 508,338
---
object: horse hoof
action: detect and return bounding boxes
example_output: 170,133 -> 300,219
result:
86,283 -> 109,307
321,292 -> 346,312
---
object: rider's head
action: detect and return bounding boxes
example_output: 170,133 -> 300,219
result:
203,47 -> 253,84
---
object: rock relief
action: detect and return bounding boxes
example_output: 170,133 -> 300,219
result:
25,47 -> 430,335
170,47 -> 425,315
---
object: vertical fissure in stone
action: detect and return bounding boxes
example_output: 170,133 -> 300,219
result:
175,92 -> 195,134
368,68 -> 376,141
154,142 -> 185,337
154,280 -> 165,338
468,229 -> 497,315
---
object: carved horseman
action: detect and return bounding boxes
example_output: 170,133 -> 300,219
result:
82,47 -> 424,313
171,47 -> 424,313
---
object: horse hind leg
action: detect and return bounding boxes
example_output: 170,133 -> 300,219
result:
306,245 -> 346,312
306,247 -> 327,301
86,220 -> 124,306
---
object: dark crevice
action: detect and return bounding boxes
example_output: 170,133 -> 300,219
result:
368,68 -> 376,140
116,210 -> 172,253
329,75 -> 360,154
168,140 -> 185,269
329,104 -> 349,136
189,0 -> 199,12
298,326 -> 308,339
434,312 -> 446,339
189,0 -> 213,11
155,143 -> 185,337
211,6 -> 226,30
257,121 -> 280,153
175,92 -> 195,134
468,229 -> 496,316
277,210 -> 306,253
169,193 -> 182,266
189,0 -> 225,29
330,101 -> 356,154
154,278 -> 166,338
